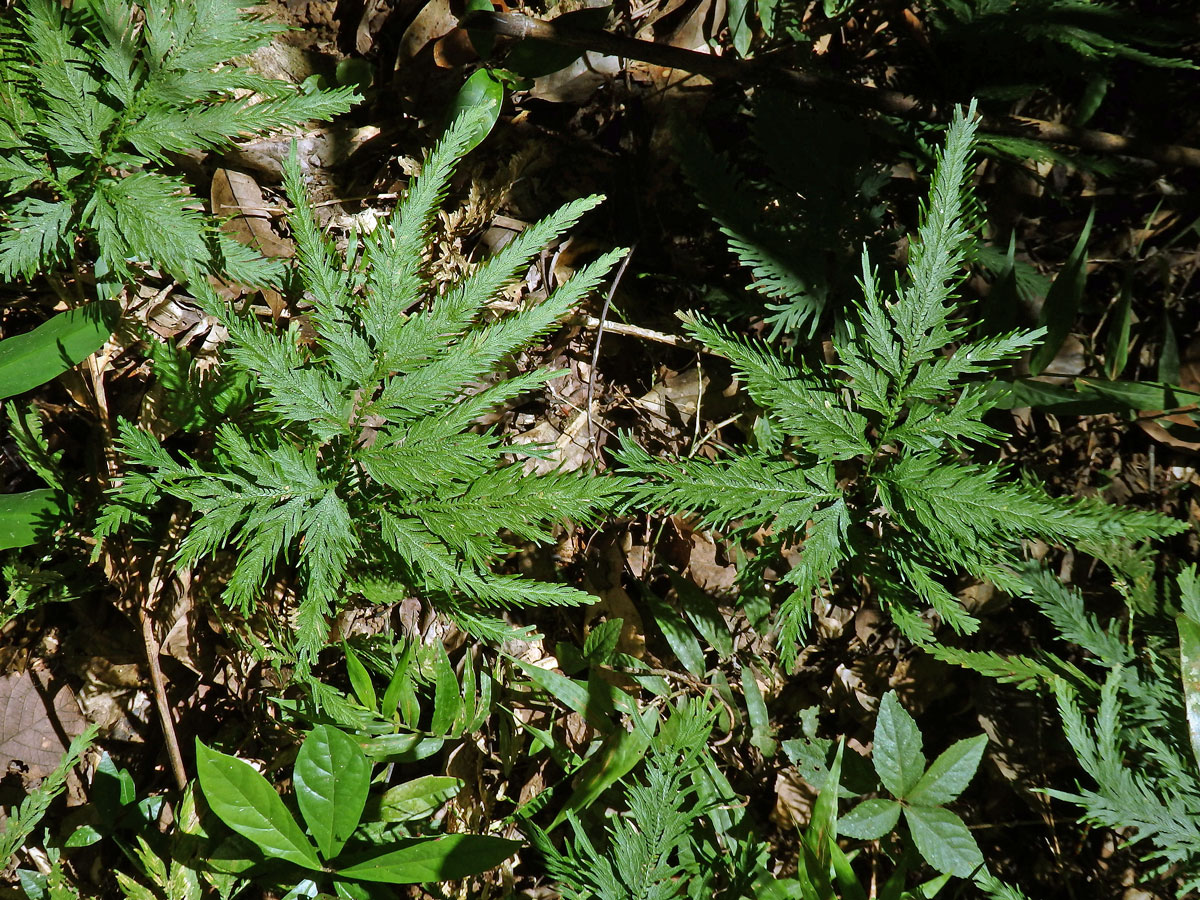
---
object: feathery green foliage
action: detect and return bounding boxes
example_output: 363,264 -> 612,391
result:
0,726 -> 97,869
0,0 -> 357,289
676,94 -> 888,337
532,699 -> 720,900
1036,566 -> 1200,895
98,110 -> 626,661
620,102 -> 1183,662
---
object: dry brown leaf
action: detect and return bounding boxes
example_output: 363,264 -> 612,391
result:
0,665 -> 89,777
398,0 -> 460,63
210,169 -> 294,260
1138,335 -> 1200,451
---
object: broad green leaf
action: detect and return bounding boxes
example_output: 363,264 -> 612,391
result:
455,649 -> 478,735
873,692 -> 925,799
837,798 -> 902,840
805,739 -> 843,871
0,488 -> 64,550
381,643 -> 414,722
1075,378 -> 1200,412
828,835 -> 869,900
903,805 -> 984,878
294,725 -> 371,860
431,643 -> 461,736
376,776 -> 462,823
343,641 -> 377,712
906,733 -> 987,807
1030,207 -> 1094,375
447,71 -> 503,154
465,0 -> 496,56
1104,275 -> 1133,380
1159,311 -> 1180,384
360,733 -> 444,763
727,0 -> 753,56
335,834 -> 521,883
668,568 -> 733,658
642,588 -> 706,676
549,705 -> 659,830
1177,613 -> 1200,769
512,657 -> 635,729
502,7 -> 610,77
194,740 -> 320,870
740,662 -> 776,757
0,301 -> 119,400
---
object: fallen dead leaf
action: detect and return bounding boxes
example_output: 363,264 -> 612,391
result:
0,665 -> 89,777
210,168 -> 295,260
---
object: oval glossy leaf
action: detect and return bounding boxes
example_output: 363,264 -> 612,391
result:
194,740 -> 321,871
837,798 -> 902,841
343,642 -> 377,712
0,488 -> 64,550
360,733 -> 444,763
430,643 -> 461,736
295,725 -> 371,860
446,70 -> 503,154
873,692 -> 926,799
335,835 -> 521,883
1177,613 -> 1200,768
0,301 -> 119,400
906,733 -> 988,807
502,7 -> 610,77
903,806 -> 984,878
464,0 -> 496,57
377,775 -> 462,823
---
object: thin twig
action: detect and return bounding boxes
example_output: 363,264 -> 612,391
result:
461,10 -> 1200,169
140,521 -> 189,792
586,247 -> 635,458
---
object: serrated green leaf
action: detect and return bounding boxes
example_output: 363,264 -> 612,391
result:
906,733 -> 987,807
194,740 -> 321,870
335,834 -> 522,883
294,725 -> 371,860
903,805 -> 984,878
838,797 -> 902,840
873,692 -> 926,799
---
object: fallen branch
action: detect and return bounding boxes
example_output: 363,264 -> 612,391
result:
462,10 -> 1200,170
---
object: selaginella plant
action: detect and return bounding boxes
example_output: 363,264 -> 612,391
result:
97,109 -> 627,661
0,0 -> 357,292
619,101 -> 1183,662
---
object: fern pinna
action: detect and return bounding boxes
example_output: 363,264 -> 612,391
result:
99,110 -> 627,660
620,102 -> 1182,663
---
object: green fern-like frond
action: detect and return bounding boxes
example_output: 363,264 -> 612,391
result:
533,699 -> 719,900
102,111 -> 626,661
0,0 -> 357,286
620,101 -> 1183,661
